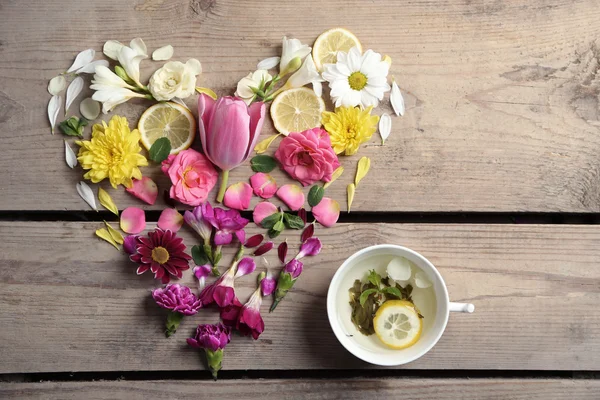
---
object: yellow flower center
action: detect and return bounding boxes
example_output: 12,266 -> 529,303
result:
348,72 -> 368,91
151,246 -> 170,264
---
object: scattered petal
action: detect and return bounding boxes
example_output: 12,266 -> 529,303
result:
379,113 -> 392,145
126,176 -> 158,205
76,59 -> 109,74
311,197 -> 340,228
98,187 -> 119,216
48,95 -> 61,134
194,264 -> 212,291
152,45 -> 174,61
80,98 -> 101,120
96,228 -> 119,250
235,257 -> 256,278
224,182 -> 253,210
65,77 -> 84,115
297,237 -> 322,258
123,235 -> 139,255
253,241 -> 274,256
120,207 -> 146,234
103,40 -> 124,60
355,157 -> 371,187
64,140 -> 77,169
323,166 -> 344,189
347,183 -> 356,213
185,58 -> 202,75
260,273 -> 276,296
195,87 -> 217,100
253,201 -> 278,225
254,134 -> 281,154
104,221 -> 124,244
257,56 -> 280,70
170,97 -> 190,110
276,184 -> 305,211
158,208 -> 184,232
390,79 -> 405,117
244,234 -> 264,248
301,223 -> 314,243
76,181 -> 97,211
66,49 -> 95,73
278,241 -> 288,263
387,257 -> 412,282
383,55 -> 392,66
313,81 -> 323,97
414,271 -> 432,288
48,76 -> 66,96
298,208 -> 307,224
250,172 -> 277,199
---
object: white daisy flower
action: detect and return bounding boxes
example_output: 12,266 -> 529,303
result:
322,46 -> 391,108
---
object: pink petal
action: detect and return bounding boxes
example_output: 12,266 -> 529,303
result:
235,257 -> 256,278
157,208 -> 184,232
253,241 -> 274,256
194,264 -> 212,280
223,182 -> 253,210
120,207 -> 146,234
253,201 -> 278,225
276,184 -> 305,211
250,172 -> 277,199
126,177 -> 158,205
123,235 -> 139,255
311,197 -> 340,228
244,234 -> 264,248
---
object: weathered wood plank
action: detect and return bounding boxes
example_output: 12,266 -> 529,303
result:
0,222 -> 598,373
1,0 -> 600,211
2,379 -> 600,400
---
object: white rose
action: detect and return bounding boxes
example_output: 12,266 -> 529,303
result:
149,59 -> 201,101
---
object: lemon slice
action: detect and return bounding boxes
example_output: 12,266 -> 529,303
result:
373,300 -> 422,349
138,102 -> 196,154
312,28 -> 362,70
270,87 -> 325,135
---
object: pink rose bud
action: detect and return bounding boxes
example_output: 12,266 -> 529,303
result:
311,197 -> 340,227
250,172 -> 278,199
223,182 -> 253,210
296,237 -> 322,259
253,201 -> 278,225
276,184 -> 305,211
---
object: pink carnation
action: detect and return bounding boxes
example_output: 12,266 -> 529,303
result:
274,128 -> 340,186
165,149 -> 218,206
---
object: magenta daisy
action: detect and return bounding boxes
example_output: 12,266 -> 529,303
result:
130,228 -> 192,283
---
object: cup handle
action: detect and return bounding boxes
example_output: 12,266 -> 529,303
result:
449,302 -> 475,313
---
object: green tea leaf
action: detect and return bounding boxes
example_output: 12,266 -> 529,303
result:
149,137 -> 172,163
191,245 -> 209,266
260,212 -> 281,230
268,227 -> 282,238
383,286 -> 402,298
250,155 -> 277,173
307,185 -> 324,207
283,213 -> 305,229
367,270 -> 382,288
359,288 -> 378,306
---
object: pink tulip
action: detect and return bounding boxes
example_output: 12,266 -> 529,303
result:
198,94 -> 266,202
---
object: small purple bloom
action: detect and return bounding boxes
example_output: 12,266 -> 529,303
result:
187,323 -> 232,352
193,264 -> 212,291
199,262 -> 236,307
284,259 -> 304,279
296,237 -> 322,259
261,273 -> 276,297
123,235 -> 139,255
152,284 -> 202,316
204,206 -> 249,246
184,204 -> 213,244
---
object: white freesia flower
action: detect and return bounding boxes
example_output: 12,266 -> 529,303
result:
148,59 -> 202,101
280,37 -> 311,76
285,56 -> 324,96
90,65 -> 145,113
322,46 -> 390,108
103,40 -> 124,60
235,69 -> 272,105
115,38 -> 148,88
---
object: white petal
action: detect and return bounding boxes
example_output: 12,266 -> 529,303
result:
379,113 -> 392,144
79,98 -> 100,120
118,46 -> 146,87
185,58 -> 202,75
76,60 -> 109,74
76,181 -> 97,211
65,140 -> 77,169
152,45 -> 174,61
312,81 -> 323,97
48,95 -> 61,134
414,271 -> 432,288
92,65 -> 135,90
48,76 -> 66,95
252,69 -> 272,84
257,56 -> 280,70
66,49 -> 95,73
171,97 -> 190,110
103,40 -> 124,60
387,257 -> 412,281
65,77 -> 84,115
346,46 -> 362,71
390,80 -> 405,116
129,38 -> 147,56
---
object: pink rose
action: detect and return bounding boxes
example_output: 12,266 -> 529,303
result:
166,149 -> 218,206
274,128 -> 340,186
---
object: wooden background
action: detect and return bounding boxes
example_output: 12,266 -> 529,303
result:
0,0 -> 599,398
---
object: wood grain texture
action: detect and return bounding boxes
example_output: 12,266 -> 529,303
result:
1,0 -> 600,212
2,379 -> 600,400
0,222 -> 599,373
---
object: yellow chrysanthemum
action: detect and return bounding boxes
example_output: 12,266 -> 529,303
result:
321,106 -> 379,156
76,116 -> 148,188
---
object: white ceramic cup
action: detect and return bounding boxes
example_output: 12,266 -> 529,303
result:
327,244 -> 474,366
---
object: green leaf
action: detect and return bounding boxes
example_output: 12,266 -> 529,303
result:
250,155 -> 277,173
59,117 -> 84,137
260,212 -> 281,230
383,286 -> 402,298
268,227 -> 281,238
283,213 -> 305,229
359,288 -> 378,306
273,220 -> 285,231
191,245 -> 209,266
307,185 -> 324,207
149,137 -> 172,163
367,270 -> 382,288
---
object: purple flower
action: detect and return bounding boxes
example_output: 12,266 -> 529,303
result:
187,323 -> 232,379
296,237 -> 322,259
261,273 -> 276,296
199,257 -> 254,307
237,288 -> 264,340
284,259 -> 304,279
193,264 -> 212,291
220,297 -> 243,328
204,206 -> 249,245
152,284 -> 202,316
123,235 -> 139,255
184,203 -> 213,245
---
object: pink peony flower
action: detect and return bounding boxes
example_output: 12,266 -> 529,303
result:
274,127 -> 340,186
187,323 -> 232,379
165,149 -> 218,206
